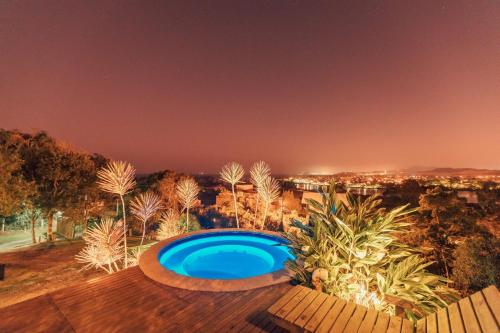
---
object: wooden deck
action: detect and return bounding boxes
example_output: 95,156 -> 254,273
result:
268,285 -> 500,333
0,266 -> 293,333
267,285 -> 414,333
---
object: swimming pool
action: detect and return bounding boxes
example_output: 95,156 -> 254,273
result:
158,232 -> 294,280
139,229 -> 295,291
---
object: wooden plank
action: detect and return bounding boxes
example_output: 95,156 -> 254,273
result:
458,297 -> 481,333
303,295 -> 337,332
401,319 -> 414,333
0,294 -> 74,333
372,312 -> 390,333
275,287 -> 311,319
436,307 -> 450,333
470,290 -> 498,333
415,318 -> 426,333
294,292 -> 328,328
329,301 -> 357,332
387,316 -> 403,333
284,289 -> 320,323
343,305 -> 367,333
482,286 -> 500,324
268,286 -> 305,315
315,298 -> 346,333
449,302 -> 465,333
427,312 -> 438,333
357,308 -> 379,333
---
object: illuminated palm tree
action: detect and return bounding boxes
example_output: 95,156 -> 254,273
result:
220,162 -> 245,228
97,161 -> 136,268
76,218 -> 124,274
250,161 -> 271,228
157,209 -> 181,240
176,177 -> 199,231
258,176 -> 280,229
130,191 -> 163,247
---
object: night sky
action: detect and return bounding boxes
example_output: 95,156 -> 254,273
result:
1,1 -> 499,174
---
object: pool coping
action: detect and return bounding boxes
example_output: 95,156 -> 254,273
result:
138,228 -> 294,292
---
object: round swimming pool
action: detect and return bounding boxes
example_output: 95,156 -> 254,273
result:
158,232 -> 294,280
139,229 -> 295,291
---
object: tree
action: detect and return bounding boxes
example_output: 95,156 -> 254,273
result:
220,162 -> 245,228
452,236 -> 499,294
0,148 -> 34,231
97,161 -> 136,268
157,209 -> 182,240
250,161 -> 271,228
76,218 -> 124,274
156,171 -> 180,212
16,132 -> 99,241
257,176 -> 280,229
130,191 -> 163,246
286,184 -> 458,320
417,187 -> 483,278
176,177 -> 199,231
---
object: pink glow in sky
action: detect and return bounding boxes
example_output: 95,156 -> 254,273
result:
1,1 -> 499,173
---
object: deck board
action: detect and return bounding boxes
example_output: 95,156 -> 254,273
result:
0,266 -> 293,333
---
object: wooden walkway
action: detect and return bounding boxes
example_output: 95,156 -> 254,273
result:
268,285 -> 500,333
0,266 -> 293,332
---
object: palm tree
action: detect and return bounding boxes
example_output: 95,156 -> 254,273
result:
250,161 -> 270,228
220,162 -> 245,228
130,191 -> 163,247
157,209 -> 181,240
176,177 -> 199,231
257,176 -> 280,229
76,218 -> 124,274
97,161 -> 136,268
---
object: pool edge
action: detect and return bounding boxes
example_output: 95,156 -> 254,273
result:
138,228 -> 294,292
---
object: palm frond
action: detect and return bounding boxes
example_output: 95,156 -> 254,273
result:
96,161 -> 136,196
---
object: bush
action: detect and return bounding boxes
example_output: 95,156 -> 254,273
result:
452,236 -> 499,294
286,184 -> 458,321
179,213 -> 201,232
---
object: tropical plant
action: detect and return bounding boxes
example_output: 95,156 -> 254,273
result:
130,191 -> 163,246
257,176 -> 280,229
285,184 -> 458,320
250,161 -> 271,228
97,161 -> 136,267
157,209 -> 182,240
220,162 -> 245,228
76,218 -> 124,274
176,177 -> 199,231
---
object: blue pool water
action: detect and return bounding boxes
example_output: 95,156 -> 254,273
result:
158,232 -> 294,280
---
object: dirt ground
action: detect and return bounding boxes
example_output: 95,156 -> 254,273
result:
0,241 -> 106,308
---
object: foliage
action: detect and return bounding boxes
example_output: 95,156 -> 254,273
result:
250,161 -> 271,227
97,160 -> 136,267
0,147 -> 35,219
176,177 -> 200,231
220,162 -> 245,228
257,176 -> 280,229
97,161 -> 136,197
179,213 -> 201,232
0,130 -> 106,241
130,191 -> 163,246
285,184 -> 458,320
157,209 -> 182,240
452,236 -> 499,294
76,218 -> 124,274
413,187 -> 486,279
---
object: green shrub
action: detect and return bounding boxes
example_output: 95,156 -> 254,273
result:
285,184 -> 458,321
